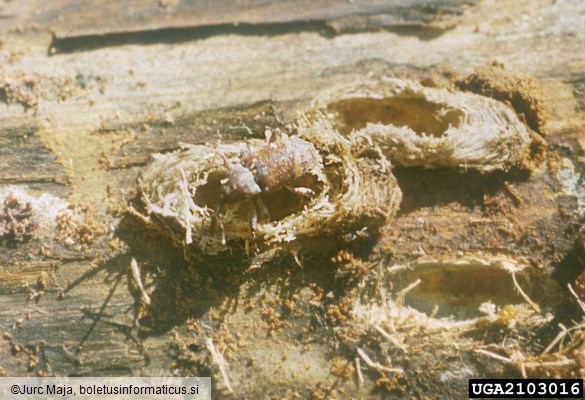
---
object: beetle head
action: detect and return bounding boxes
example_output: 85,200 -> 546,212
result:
221,164 -> 261,200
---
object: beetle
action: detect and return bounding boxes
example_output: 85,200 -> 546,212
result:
214,132 -> 322,244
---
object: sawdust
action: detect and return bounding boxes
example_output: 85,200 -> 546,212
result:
0,186 -> 105,253
0,193 -> 36,244
457,61 -> 548,135
0,74 -> 39,110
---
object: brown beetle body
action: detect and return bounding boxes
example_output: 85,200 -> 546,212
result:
222,135 -> 321,201
216,134 -> 321,243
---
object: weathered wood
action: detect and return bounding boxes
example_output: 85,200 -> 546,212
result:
0,0 -> 584,398
0,122 -> 68,188
108,100 -> 282,169
19,0 -> 474,38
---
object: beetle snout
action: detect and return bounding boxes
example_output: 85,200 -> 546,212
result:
221,164 -> 262,199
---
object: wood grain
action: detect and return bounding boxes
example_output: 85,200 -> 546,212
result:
24,0 -> 475,38
0,0 -> 583,397
0,123 -> 68,188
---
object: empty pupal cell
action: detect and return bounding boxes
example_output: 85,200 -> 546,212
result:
321,79 -> 533,173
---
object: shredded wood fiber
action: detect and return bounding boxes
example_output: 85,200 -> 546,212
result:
137,118 -> 401,258
322,78 -> 533,172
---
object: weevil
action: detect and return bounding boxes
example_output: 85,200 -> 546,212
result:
215,132 -> 321,243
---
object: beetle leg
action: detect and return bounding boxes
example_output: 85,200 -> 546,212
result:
219,221 -> 226,246
210,198 -> 228,246
250,201 -> 258,239
265,129 -> 275,144
256,197 -> 271,221
210,198 -> 224,233
286,186 -> 315,197
249,201 -> 260,256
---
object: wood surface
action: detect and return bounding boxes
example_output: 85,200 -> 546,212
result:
0,0 -> 584,398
